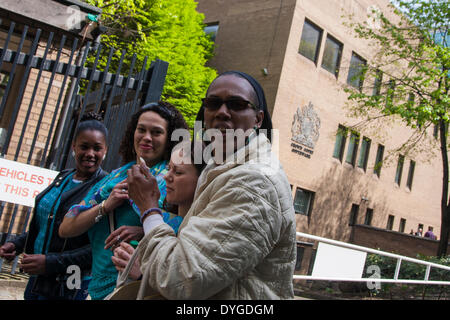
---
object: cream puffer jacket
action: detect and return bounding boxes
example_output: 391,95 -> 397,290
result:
137,133 -> 297,299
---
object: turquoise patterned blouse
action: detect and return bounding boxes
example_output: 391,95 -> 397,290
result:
65,160 -> 182,300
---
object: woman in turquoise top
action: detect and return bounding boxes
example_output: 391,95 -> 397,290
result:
59,101 -> 188,300
0,112 -> 108,300
111,140 -> 207,281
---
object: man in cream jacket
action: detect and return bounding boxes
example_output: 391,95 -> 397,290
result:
128,71 -> 297,300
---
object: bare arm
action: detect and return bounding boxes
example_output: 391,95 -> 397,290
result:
59,180 -> 129,238
59,204 -> 103,238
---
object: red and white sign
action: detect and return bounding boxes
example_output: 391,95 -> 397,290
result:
0,158 -> 59,207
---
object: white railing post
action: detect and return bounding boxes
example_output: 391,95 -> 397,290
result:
394,259 -> 402,280
424,265 -> 431,282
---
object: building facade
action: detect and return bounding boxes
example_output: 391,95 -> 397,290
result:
196,0 -> 445,256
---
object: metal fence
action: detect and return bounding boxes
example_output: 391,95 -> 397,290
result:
294,232 -> 450,287
0,16 -> 168,272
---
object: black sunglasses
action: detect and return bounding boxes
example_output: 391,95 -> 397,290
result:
201,97 -> 258,111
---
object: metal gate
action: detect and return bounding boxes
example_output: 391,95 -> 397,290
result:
0,16 -> 168,263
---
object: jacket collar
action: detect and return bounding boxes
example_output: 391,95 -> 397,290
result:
194,132 -> 272,199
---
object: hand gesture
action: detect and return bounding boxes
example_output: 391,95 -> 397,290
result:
112,242 -> 142,280
127,163 -> 160,213
103,179 -> 129,213
20,254 -> 46,275
104,225 -> 144,250
0,242 -> 16,261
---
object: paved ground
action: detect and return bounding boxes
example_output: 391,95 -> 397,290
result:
1,260 -> 312,300
0,260 -> 28,300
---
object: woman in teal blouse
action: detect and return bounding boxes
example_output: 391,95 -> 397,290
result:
0,112 -> 108,300
59,101 -> 188,300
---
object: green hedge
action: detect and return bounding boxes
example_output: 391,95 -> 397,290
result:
364,253 -> 450,297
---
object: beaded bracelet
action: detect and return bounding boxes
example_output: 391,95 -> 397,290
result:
140,207 -> 162,224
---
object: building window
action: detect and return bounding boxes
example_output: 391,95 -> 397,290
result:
417,223 -> 424,235
399,218 -> 406,233
406,160 -> 416,190
295,245 -> 305,271
332,125 -> 347,161
386,79 -> 396,105
395,155 -> 405,186
374,144 -> 384,177
345,131 -> 360,166
307,249 -> 317,276
387,215 -> 395,230
204,23 -> 219,42
357,137 -> 371,171
349,204 -> 359,226
347,52 -> 367,89
321,34 -> 343,77
293,187 -> 314,216
298,19 -> 323,64
364,208 -> 373,226
372,69 -> 382,96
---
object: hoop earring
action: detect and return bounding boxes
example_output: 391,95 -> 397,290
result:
72,151 -> 76,158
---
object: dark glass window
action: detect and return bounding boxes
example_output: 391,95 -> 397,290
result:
364,208 -> 373,226
374,144 -> 384,177
372,70 -> 382,96
399,218 -> 406,233
204,23 -> 219,42
298,20 -> 323,63
386,79 -> 396,105
321,35 -> 343,76
349,204 -> 360,226
406,160 -> 416,190
357,137 -> 371,171
345,131 -> 360,166
332,125 -> 347,161
347,52 -> 367,89
395,155 -> 405,185
387,215 -> 395,230
294,187 -> 315,216
295,246 -> 305,271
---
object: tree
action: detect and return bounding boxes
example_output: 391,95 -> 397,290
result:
83,0 -> 217,128
343,0 -> 449,256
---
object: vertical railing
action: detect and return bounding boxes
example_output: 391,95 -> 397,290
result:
0,18 -> 168,274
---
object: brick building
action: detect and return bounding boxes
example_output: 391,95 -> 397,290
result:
196,0 -> 447,257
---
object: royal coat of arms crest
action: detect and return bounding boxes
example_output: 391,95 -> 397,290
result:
291,102 -> 321,149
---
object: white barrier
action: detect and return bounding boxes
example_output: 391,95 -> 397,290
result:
294,232 -> 450,286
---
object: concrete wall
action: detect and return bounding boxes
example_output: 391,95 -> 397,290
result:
351,224 -> 449,258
